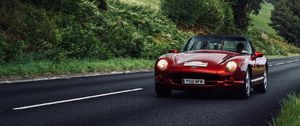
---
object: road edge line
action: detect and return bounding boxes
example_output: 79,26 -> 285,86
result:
0,70 -> 154,84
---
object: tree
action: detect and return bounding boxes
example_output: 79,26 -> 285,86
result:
225,0 -> 264,30
271,0 -> 300,46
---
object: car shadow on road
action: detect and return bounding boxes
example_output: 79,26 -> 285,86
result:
165,90 -> 260,100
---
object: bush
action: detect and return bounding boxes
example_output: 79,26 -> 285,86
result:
21,5 -> 57,52
0,0 -> 107,61
161,0 -> 235,33
0,0 -> 189,62
51,0 -> 110,60
102,1 -> 189,58
0,40 -> 27,63
161,0 -> 202,26
60,27 -> 108,59
244,29 -> 293,55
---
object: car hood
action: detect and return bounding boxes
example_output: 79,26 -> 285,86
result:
173,50 -> 238,66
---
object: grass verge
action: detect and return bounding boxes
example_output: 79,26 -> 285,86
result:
1,55 -> 300,81
0,58 -> 154,80
272,93 -> 300,126
266,54 -> 300,59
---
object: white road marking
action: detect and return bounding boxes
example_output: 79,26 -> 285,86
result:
12,88 -> 143,110
269,59 -> 299,67
275,62 -> 285,66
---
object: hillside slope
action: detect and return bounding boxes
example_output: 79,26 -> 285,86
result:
250,2 -> 276,34
119,0 -> 300,56
0,0 -> 300,79
0,0 -> 188,63
1,0 -> 300,65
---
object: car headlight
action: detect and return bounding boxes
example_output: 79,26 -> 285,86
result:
157,59 -> 168,71
226,61 -> 237,72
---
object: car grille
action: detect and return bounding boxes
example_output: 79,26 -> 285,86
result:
170,73 -> 223,84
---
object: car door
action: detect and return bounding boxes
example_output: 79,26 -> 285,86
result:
248,41 -> 265,85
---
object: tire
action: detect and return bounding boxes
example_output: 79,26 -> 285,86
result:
256,70 -> 268,93
240,70 -> 251,99
155,83 -> 171,97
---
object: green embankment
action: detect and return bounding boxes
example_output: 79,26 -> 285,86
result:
0,0 -> 188,63
272,94 -> 300,126
0,0 -> 187,79
1,0 -> 300,79
119,0 -> 300,56
0,58 -> 154,80
119,0 -> 276,34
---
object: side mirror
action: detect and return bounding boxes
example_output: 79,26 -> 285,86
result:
255,52 -> 264,57
168,49 -> 179,53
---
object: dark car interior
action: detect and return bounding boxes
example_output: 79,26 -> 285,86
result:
184,37 -> 251,54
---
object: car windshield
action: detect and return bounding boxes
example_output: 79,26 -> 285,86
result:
183,36 -> 249,53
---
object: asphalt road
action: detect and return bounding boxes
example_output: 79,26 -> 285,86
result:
1,57 -> 300,126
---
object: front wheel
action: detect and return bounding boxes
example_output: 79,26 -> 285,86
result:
240,70 -> 251,99
155,83 -> 171,97
256,70 -> 268,93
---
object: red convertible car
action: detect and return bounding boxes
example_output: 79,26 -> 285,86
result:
155,35 -> 268,99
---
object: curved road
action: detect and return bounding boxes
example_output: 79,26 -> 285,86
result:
0,57 -> 300,126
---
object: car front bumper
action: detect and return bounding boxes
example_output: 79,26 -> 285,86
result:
155,71 -> 245,91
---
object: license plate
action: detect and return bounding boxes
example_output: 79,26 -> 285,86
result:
182,78 -> 205,85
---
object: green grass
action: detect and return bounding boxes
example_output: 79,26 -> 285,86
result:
0,54 -> 298,80
266,54 -> 300,59
272,93 -> 300,126
250,2 -> 276,35
0,58 -> 154,80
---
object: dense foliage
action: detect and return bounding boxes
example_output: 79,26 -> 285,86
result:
160,0 -> 300,55
161,0 -> 235,33
0,0 -> 188,63
161,0 -> 266,31
103,1 -> 189,58
0,0 -> 108,62
0,0 -> 299,65
266,0 -> 279,4
243,29 -> 300,55
271,0 -> 300,46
